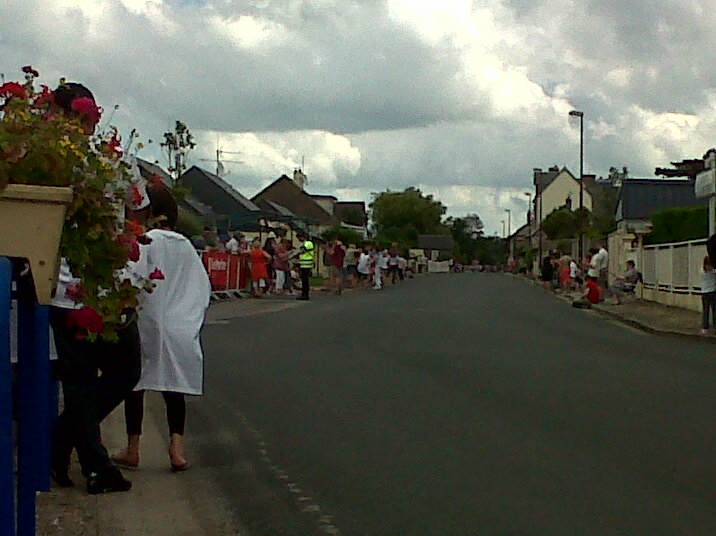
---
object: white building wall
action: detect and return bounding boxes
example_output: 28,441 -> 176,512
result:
538,171 -> 593,222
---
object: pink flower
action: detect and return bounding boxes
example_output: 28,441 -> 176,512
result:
70,96 -> 102,125
0,82 -> 27,99
149,268 -> 165,280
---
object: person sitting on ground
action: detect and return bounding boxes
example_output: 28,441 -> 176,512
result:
608,260 -> 640,305
572,275 -> 602,308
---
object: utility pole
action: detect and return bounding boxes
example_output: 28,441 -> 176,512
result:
569,110 -> 585,263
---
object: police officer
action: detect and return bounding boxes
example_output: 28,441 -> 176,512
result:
296,232 -> 315,300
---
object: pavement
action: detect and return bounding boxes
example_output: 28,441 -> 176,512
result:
516,274 -> 708,340
33,276 -> 709,534
35,295 -> 304,536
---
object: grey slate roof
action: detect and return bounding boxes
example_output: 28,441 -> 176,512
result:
136,158 -> 214,218
180,166 -> 261,215
616,178 -> 706,221
417,235 -> 455,250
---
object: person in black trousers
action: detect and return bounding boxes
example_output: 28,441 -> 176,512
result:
49,82 -> 142,494
50,310 -> 141,493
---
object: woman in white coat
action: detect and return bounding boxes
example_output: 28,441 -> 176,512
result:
113,186 -> 211,471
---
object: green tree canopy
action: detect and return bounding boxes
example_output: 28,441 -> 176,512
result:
369,187 -> 447,245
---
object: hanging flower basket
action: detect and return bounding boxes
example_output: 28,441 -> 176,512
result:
0,67 -> 160,340
0,184 -> 73,303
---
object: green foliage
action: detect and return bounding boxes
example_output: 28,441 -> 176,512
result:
0,67 -> 156,341
177,207 -> 204,238
648,206 -> 708,244
320,225 -> 364,247
541,206 -> 614,241
369,187 -> 447,245
541,207 -> 579,239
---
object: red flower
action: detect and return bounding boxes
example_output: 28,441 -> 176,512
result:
118,234 -> 141,262
34,85 -> 54,106
127,219 -> 144,237
149,268 -> 165,280
70,96 -> 102,125
66,307 -> 105,335
21,65 -> 39,77
107,132 -> 123,157
131,184 -> 145,208
0,82 -> 27,99
65,283 -> 86,303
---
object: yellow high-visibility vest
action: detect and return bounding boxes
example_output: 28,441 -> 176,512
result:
298,240 -> 315,268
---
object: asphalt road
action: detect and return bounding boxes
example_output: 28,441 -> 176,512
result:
193,274 -> 716,536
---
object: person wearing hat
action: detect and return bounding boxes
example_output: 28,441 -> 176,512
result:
296,232 -> 315,300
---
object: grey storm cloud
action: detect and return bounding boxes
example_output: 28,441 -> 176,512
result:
2,0 -> 716,234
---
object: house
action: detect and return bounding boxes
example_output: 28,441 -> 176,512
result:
179,165 -> 264,230
607,177 -> 708,281
251,173 -> 340,236
532,166 -> 594,223
614,178 -> 706,234
136,158 -> 216,223
417,234 -> 454,260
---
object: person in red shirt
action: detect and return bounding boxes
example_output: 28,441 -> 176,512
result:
572,276 -> 602,308
327,239 -> 346,295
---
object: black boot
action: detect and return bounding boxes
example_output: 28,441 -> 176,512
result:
86,465 -> 132,495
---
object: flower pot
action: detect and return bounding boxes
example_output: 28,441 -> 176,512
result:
0,184 -> 73,304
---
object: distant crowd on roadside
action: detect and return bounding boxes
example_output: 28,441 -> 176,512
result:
190,226 -> 415,298
537,243 -> 641,309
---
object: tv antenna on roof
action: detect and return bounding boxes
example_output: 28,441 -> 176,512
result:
200,137 -> 243,177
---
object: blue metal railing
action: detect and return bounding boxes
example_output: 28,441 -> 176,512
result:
0,257 -> 56,536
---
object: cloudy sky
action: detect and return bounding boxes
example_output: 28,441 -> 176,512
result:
3,0 -> 716,235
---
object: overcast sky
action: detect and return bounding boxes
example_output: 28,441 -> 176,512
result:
3,0 -> 715,236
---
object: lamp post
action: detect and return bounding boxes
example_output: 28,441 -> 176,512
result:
569,109 -> 584,264
501,220 -> 505,238
504,208 -> 512,260
524,192 -> 532,272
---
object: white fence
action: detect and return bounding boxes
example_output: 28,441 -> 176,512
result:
639,238 -> 707,311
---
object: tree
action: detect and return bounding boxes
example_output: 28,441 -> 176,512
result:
369,187 -> 447,245
320,225 -> 365,247
161,120 -> 196,187
541,207 -> 580,239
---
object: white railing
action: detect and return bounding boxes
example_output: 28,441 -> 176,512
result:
641,238 -> 707,294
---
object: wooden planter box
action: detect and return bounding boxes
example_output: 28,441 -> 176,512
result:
0,184 -> 73,304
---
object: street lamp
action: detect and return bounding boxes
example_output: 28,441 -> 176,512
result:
569,109 -> 584,263
501,220 -> 505,238
524,192 -> 532,272
504,208 -> 512,259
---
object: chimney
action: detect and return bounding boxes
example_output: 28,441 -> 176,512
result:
293,168 -> 307,190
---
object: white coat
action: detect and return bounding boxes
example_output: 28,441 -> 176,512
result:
133,229 -> 211,395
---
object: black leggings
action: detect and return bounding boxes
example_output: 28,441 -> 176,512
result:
124,390 -> 186,436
